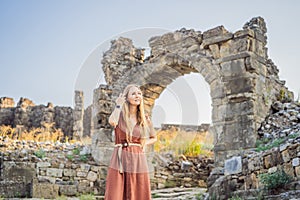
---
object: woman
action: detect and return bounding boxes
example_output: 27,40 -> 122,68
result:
104,84 -> 157,200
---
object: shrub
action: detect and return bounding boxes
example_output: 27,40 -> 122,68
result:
34,149 -> 46,159
66,154 -> 74,161
80,154 -> 88,162
259,169 -> 292,190
72,147 -> 80,155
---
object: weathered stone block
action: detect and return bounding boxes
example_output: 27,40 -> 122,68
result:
295,166 -> 300,178
224,77 -> 254,95
283,162 -> 295,178
32,183 -> 59,199
248,157 -> 263,172
225,156 -> 242,175
292,158 -> 300,167
77,171 -> 88,177
46,168 -> 63,177
282,150 -> 290,162
202,33 -> 233,48
91,145 -> 114,166
63,169 -> 76,177
59,185 -> 77,196
37,175 -> 56,184
37,162 -> 51,168
220,59 -> 247,77
87,171 -> 98,182
203,25 -> 229,39
264,155 -> 272,168
78,181 -> 93,193
268,166 -> 277,173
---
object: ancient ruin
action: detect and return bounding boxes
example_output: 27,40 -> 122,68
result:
0,16 -> 298,199
91,16 -> 292,168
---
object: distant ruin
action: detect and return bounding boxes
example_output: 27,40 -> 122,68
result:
0,91 -> 92,139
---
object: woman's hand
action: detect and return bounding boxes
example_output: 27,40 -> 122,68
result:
115,93 -> 126,107
145,113 -> 152,126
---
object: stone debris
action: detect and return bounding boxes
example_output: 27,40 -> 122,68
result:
153,153 -> 214,189
209,100 -> 300,199
258,101 -> 300,145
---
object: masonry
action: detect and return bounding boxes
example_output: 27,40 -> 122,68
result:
0,91 -> 85,139
91,16 -> 293,169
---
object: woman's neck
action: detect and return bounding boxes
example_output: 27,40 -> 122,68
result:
129,105 -> 137,117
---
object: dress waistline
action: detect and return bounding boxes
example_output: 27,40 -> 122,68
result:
115,142 -> 142,173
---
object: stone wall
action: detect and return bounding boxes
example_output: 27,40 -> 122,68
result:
0,136 -> 212,198
0,91 -> 86,138
153,155 -> 213,189
0,139 -> 106,198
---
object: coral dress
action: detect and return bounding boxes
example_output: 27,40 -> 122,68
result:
104,114 -> 152,200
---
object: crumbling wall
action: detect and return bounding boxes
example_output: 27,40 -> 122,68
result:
0,91 -> 86,138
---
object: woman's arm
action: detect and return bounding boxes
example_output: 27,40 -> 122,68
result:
145,115 -> 157,145
108,106 -> 122,127
108,93 -> 126,127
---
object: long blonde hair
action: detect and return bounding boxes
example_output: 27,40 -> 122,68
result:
121,84 -> 148,142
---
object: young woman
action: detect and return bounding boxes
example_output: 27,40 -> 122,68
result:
104,84 -> 157,200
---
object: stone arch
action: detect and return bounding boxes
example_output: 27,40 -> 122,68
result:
91,16 -> 292,167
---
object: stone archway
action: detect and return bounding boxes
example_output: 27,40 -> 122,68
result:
91,16 -> 292,169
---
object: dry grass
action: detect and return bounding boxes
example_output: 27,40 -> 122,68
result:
0,123 -> 64,142
154,127 -> 214,157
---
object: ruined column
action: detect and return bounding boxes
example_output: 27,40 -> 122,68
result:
73,91 -> 84,139
91,85 -> 115,165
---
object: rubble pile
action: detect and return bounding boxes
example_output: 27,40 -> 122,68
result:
258,101 -> 300,145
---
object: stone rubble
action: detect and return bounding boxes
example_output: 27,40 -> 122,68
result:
153,153 -> 214,189
208,101 -> 300,199
258,101 -> 300,143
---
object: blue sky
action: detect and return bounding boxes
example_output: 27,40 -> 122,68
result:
1,0 -> 299,126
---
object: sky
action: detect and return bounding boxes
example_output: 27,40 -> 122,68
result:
0,0 -> 300,127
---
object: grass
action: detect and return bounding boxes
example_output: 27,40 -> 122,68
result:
154,128 -> 214,157
195,192 -> 205,200
228,196 -> 243,200
259,169 -> 293,190
79,194 -> 96,200
0,123 -> 64,142
56,196 -> 67,200
255,138 -> 285,152
164,180 -> 178,188
288,132 -> 300,139
55,194 -> 95,200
